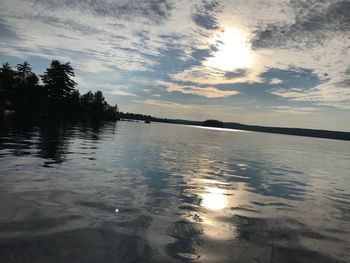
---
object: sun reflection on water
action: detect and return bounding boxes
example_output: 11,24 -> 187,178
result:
201,186 -> 228,210
197,182 -> 237,240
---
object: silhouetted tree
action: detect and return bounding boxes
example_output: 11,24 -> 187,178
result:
41,60 -> 77,100
67,89 -> 81,112
0,63 -> 16,110
104,104 -> 119,120
92,91 -> 105,117
14,62 -> 40,112
1,60 -> 119,120
16,62 -> 38,86
40,60 -> 77,115
81,91 -> 94,113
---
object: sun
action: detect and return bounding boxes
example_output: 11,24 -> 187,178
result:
205,28 -> 253,71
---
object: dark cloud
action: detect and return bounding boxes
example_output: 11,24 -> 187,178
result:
27,0 -> 174,23
261,68 -> 323,90
28,14 -> 107,36
151,46 -> 189,74
343,68 -> 350,86
193,0 -> 220,30
251,0 -> 350,49
0,19 -> 20,42
224,69 -> 247,80
3,13 -> 124,44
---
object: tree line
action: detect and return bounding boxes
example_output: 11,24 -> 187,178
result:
0,60 -> 119,120
203,119 -> 224,127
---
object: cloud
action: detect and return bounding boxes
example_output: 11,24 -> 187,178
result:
26,0 -> 175,24
134,98 -> 240,111
172,66 -> 259,85
251,0 -> 350,49
271,81 -> 350,109
193,0 -> 220,30
224,69 -> 247,79
268,105 -> 318,115
269,78 -> 284,84
157,80 -> 239,98
0,19 -> 20,41
76,60 -> 113,73
270,87 -> 307,99
109,90 -> 139,97
101,84 -> 139,97
0,0 -> 192,73
134,99 -> 193,109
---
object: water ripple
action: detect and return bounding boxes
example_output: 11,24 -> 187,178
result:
0,120 -> 349,262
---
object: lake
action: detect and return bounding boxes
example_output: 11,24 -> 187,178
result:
0,119 -> 350,262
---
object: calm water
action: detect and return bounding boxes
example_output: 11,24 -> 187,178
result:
0,120 -> 350,262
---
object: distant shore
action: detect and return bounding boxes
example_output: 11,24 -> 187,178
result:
119,115 -> 350,141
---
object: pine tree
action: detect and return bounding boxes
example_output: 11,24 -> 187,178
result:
41,60 -> 77,100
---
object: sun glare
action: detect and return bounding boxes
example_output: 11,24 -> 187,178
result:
205,28 -> 252,71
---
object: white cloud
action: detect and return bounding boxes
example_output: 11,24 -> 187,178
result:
271,81 -> 350,109
133,99 -> 241,113
157,80 -> 239,98
109,90 -> 139,97
100,84 -> 139,97
134,99 -> 193,109
172,65 -> 260,85
269,78 -> 284,84
268,105 -> 318,115
76,60 -> 113,74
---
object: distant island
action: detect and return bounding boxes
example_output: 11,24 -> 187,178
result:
1,60 -> 350,141
203,119 -> 224,128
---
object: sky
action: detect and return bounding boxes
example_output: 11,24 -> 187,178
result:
0,0 -> 349,131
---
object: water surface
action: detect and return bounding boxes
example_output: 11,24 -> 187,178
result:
0,120 -> 350,262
